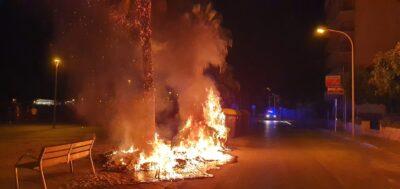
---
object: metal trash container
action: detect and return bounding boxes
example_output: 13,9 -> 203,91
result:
223,108 -> 239,138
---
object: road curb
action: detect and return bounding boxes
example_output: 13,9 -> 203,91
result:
319,129 -> 379,150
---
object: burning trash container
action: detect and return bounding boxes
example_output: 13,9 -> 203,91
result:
223,108 -> 239,138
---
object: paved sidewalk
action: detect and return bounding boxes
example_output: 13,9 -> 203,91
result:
324,129 -> 400,158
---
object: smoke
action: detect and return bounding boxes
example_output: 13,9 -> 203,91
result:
153,3 -> 231,138
51,0 -> 232,148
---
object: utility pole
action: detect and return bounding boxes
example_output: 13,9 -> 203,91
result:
343,66 -> 347,130
334,98 -> 338,132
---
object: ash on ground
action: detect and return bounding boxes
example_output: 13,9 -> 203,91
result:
69,151 -> 237,188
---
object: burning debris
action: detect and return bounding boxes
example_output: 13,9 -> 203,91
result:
103,89 -> 235,182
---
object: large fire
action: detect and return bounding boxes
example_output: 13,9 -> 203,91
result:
106,89 -> 234,181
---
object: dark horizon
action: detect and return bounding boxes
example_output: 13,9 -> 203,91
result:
0,0 -> 327,108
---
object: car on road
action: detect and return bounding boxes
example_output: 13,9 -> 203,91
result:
264,108 -> 278,120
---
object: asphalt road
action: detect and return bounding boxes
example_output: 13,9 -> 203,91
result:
8,123 -> 400,189
129,121 -> 400,189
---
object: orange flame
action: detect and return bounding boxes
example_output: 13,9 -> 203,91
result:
114,88 -> 233,180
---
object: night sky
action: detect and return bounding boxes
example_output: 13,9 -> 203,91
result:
0,1 -> 54,102
214,0 -> 327,107
0,0 -> 326,107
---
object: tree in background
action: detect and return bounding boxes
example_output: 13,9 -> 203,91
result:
369,42 -> 400,113
357,68 -> 376,103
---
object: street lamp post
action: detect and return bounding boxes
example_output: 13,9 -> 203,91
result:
316,27 -> 355,137
52,57 -> 61,129
266,87 -> 272,107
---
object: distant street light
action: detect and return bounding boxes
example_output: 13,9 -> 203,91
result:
316,26 -> 356,137
52,57 -> 61,129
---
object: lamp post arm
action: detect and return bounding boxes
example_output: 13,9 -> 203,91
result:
327,29 -> 354,50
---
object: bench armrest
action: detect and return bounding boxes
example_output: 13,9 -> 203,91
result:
16,152 -> 38,165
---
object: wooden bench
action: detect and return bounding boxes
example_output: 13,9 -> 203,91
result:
15,136 -> 96,189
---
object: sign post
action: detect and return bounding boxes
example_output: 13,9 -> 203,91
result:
326,75 -> 344,132
334,98 -> 338,132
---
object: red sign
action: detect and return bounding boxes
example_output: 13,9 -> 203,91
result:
326,75 -> 343,96
325,75 -> 341,88
327,87 -> 344,95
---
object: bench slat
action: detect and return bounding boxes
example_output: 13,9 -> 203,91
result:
70,151 -> 90,161
72,140 -> 93,148
42,149 -> 70,160
71,145 -> 91,153
42,156 -> 69,167
44,144 -> 71,153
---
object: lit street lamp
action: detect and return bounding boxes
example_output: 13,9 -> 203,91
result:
52,57 -> 61,129
316,26 -> 355,137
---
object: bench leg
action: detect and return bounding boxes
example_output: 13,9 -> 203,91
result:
15,167 -> 19,189
70,161 -> 74,173
89,155 -> 96,175
40,169 -> 47,189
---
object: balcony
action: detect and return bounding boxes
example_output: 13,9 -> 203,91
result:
335,10 -> 355,31
342,0 -> 355,11
325,0 -> 355,25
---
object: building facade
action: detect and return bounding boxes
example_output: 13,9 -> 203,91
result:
325,0 -> 400,120
325,0 -> 400,71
